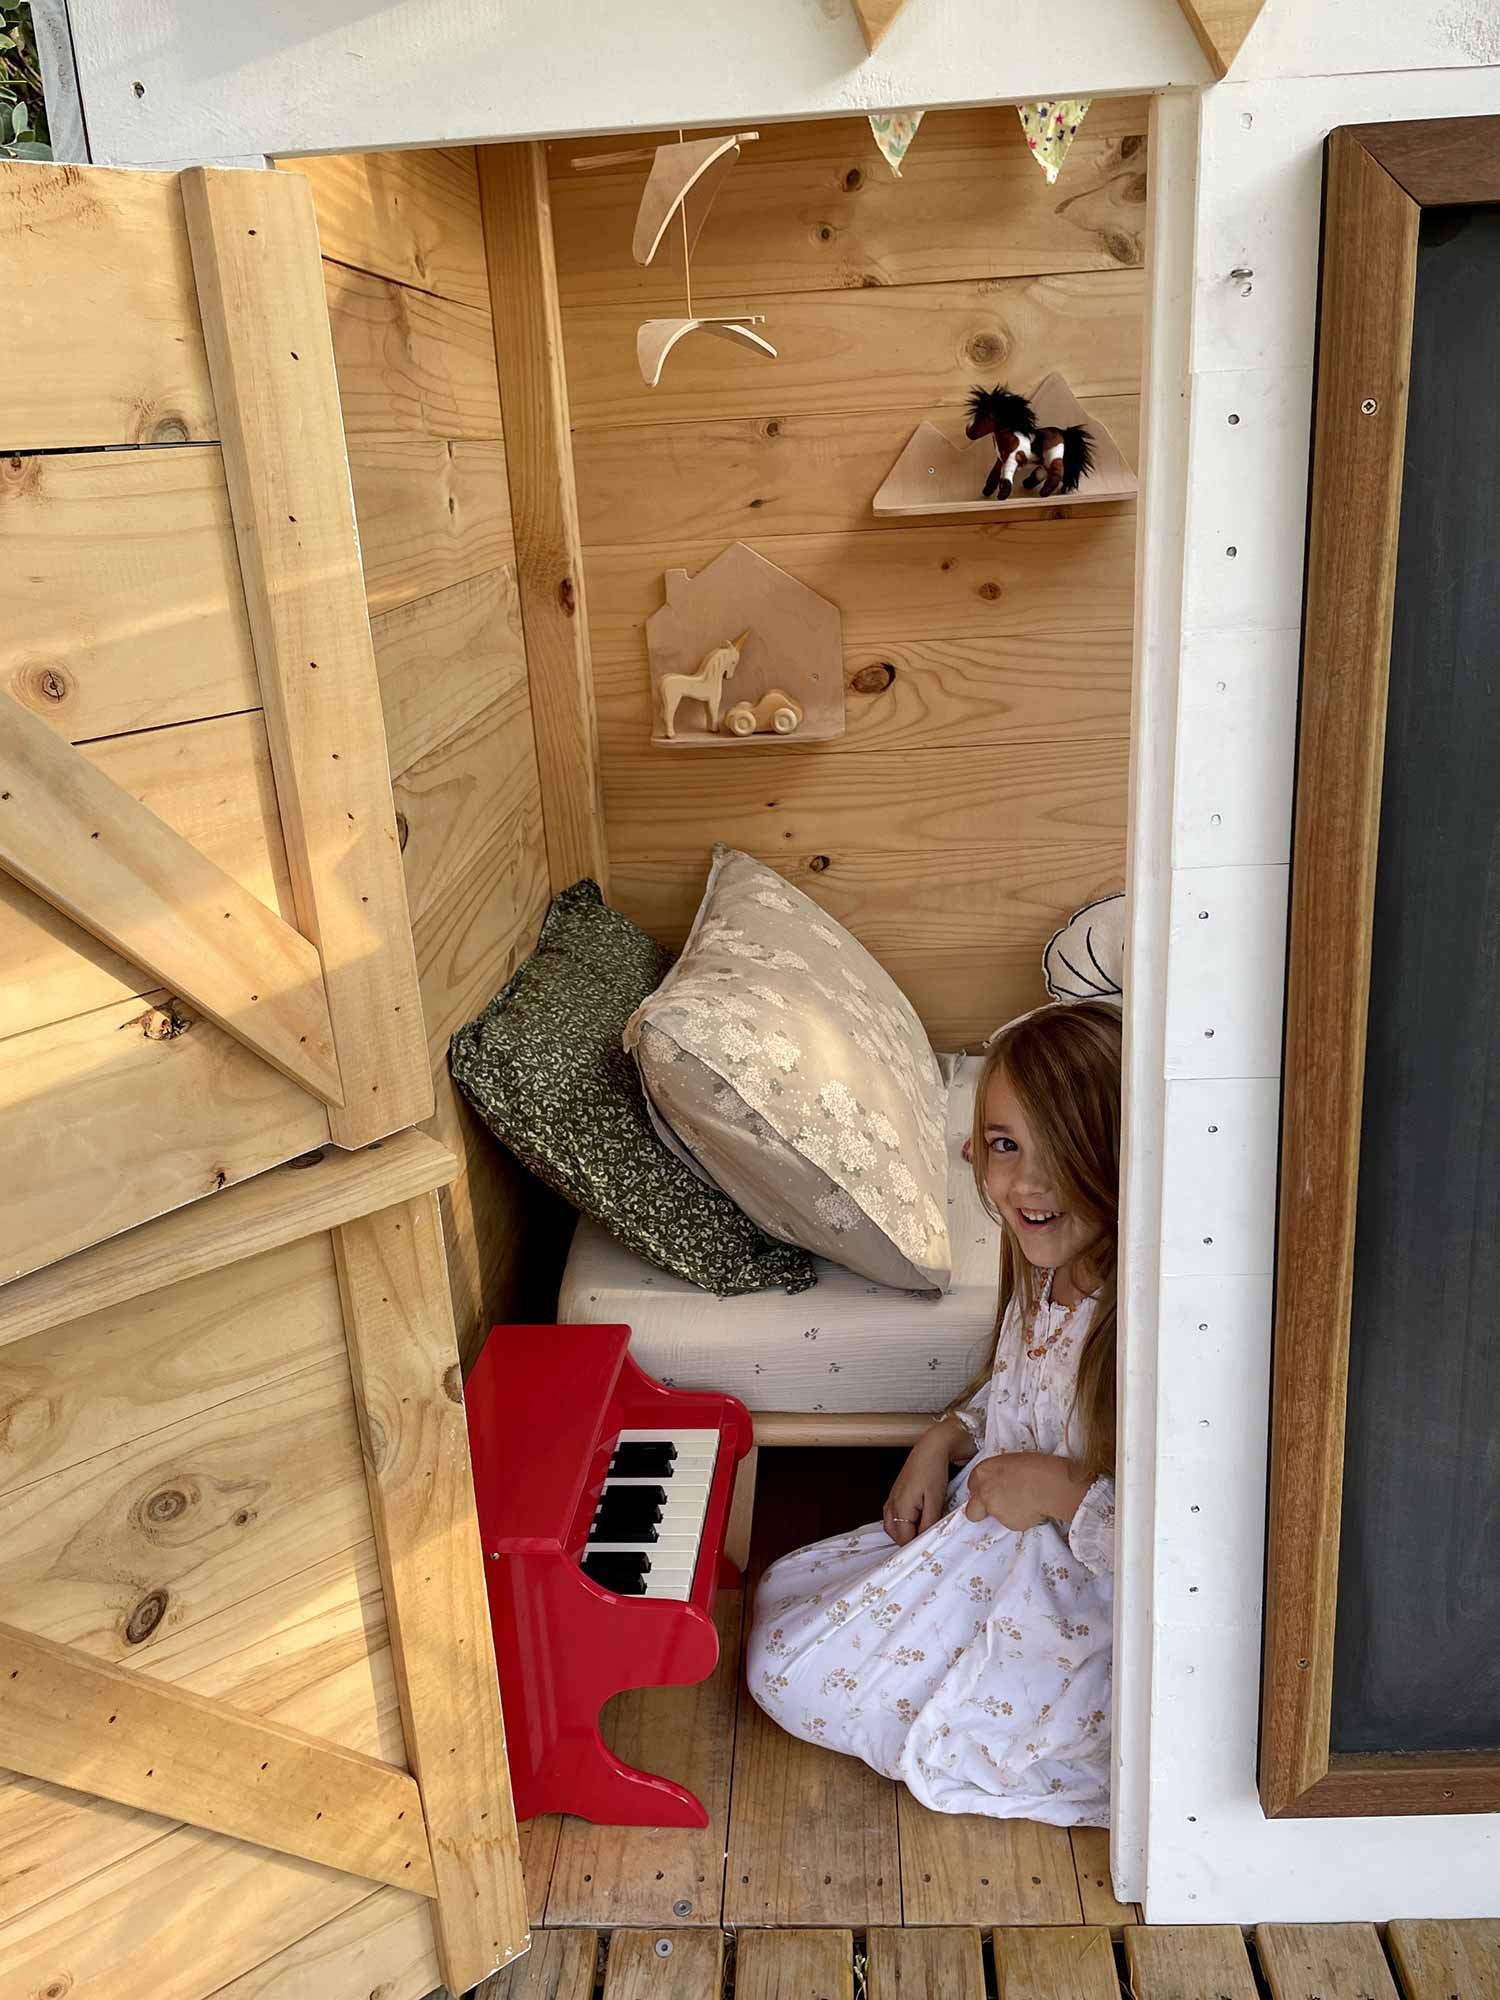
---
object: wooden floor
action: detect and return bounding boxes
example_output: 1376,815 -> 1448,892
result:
476,1920 -> 1500,1999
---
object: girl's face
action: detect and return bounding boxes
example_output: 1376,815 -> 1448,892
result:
981,1064 -> 1103,1284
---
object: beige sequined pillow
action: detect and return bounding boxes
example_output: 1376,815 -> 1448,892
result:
624,846 -> 952,1292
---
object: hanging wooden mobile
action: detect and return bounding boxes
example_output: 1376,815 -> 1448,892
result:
575,130 -> 776,388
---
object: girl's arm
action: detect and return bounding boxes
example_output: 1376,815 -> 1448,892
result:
964,1455 -> 1116,1577
882,1412 -> 976,1545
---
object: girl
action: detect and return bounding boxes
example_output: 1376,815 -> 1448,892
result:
745,999 -> 1120,1824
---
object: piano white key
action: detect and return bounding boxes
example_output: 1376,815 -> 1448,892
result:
616,1428 -> 720,1450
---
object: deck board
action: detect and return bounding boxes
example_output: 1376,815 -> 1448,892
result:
866,1927 -> 986,1999
1256,1925 -> 1400,2000
1070,1826 -> 1140,1927
547,1594 -> 741,1928
1125,1926 -> 1259,2000
476,1928 -> 598,1999
994,1925 -> 1121,2000
897,1794 -> 1082,1926
734,1928 -> 855,2000
603,1929 -> 725,1998
1386,1921 -> 1500,2000
517,1816 -> 562,1930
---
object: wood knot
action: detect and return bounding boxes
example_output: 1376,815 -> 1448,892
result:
143,1486 -> 190,1525
38,1977 -> 74,2000
287,1148 -> 327,1169
395,808 -> 409,851
1120,132 -> 1145,160
364,1411 -> 389,1474
149,413 -> 191,445
815,223 -> 835,243
442,1363 -> 464,1405
124,1589 -> 169,1645
806,855 -> 831,873
849,662 -> 895,696
967,332 -> 1007,368
14,661 -> 73,710
125,1001 -> 191,1042
558,576 -> 577,616
1103,228 -> 1140,265
978,581 -> 1003,601
842,167 -> 863,192
761,418 -> 783,439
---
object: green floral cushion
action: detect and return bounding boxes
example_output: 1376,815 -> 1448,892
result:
450,881 -> 816,1297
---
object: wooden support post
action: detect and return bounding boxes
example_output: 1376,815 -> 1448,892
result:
333,1191 -> 528,1994
181,166 -> 432,1148
0,1622 -> 436,1895
477,143 -> 609,896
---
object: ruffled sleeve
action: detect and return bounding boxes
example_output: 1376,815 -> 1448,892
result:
1067,1474 -> 1116,1578
952,1382 -> 988,1451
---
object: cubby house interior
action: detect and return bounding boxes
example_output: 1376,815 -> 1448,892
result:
5,4 -> 1500,1995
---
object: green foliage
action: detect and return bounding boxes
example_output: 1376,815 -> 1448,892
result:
1,2 -> 51,160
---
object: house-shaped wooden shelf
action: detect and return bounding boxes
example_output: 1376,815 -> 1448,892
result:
646,543 -> 844,748
872,372 -> 1137,517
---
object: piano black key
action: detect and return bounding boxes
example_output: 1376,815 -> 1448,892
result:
581,1555 -> 648,1595
610,1441 -> 677,1478
589,1495 -> 663,1542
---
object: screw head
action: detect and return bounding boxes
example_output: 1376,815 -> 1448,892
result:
1361,397 -> 1379,415
655,1938 -> 674,1959
672,1899 -> 693,1917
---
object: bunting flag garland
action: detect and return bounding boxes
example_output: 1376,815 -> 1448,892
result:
868,109 -> 924,177
1017,98 -> 1091,183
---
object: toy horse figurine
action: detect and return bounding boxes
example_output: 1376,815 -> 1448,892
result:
965,385 -> 1095,501
660,628 -> 752,738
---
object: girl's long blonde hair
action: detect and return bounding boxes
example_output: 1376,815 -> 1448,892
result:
956,999 -> 1122,1480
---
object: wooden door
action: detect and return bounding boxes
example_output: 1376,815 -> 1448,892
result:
2,161 -> 431,1281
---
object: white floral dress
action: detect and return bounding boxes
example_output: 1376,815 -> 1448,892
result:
746,1277 -> 1115,1824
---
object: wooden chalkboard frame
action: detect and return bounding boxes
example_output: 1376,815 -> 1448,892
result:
1260,115 -> 1500,1822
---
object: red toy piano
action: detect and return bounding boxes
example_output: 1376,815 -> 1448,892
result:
465,1323 -> 752,1828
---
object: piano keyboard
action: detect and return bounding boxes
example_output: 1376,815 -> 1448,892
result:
582,1428 -> 720,1600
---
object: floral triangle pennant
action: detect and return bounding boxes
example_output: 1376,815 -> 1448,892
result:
1017,98 -> 1091,184
868,109 -> 924,178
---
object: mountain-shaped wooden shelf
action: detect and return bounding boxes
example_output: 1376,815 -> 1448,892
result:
872,373 -> 1137,517
646,543 -> 843,748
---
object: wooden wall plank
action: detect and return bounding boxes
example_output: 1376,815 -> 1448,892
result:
333,1193 -> 529,1992
897,1798 -> 1083,1926
183,165 -> 432,1147
0,695 -> 343,1104
0,709 -> 294,1046
573,398 -> 1139,546
0,1621 -> 438,1895
324,261 -> 504,440
584,518 -> 1138,656
564,272 -> 1143,431
204,1887 -> 438,2000
0,1542 -> 401,1931
373,567 -> 528,778
1,163 -> 216,450
1255,1925 -> 1400,2000
0,1233 -> 344,1492
548,102 -> 1149,305
479,142 -> 610,893
0,990 -> 331,1284
0,1354 -> 371,1660
279,147 -> 491,310
394,675 -> 543,931
0,1129 -> 455,1352
1,445 -> 260,745
350,438 -> 513,614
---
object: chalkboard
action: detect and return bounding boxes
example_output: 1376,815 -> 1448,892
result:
1331,205 -> 1500,1756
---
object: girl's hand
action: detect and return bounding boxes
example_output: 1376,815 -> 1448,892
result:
964,1452 -> 1090,1532
882,1432 -> 952,1546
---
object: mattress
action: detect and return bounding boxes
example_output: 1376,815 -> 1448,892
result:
558,1056 -> 999,1414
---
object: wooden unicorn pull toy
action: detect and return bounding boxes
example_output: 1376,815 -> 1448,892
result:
965,385 -> 1095,501
660,628 -> 752,739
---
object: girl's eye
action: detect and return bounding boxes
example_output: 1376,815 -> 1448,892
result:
987,1135 -> 1017,1155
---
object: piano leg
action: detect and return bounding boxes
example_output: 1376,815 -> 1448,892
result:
571,1734 -> 711,1829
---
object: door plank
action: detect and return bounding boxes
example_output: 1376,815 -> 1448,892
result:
735,1929 -> 854,2000
563,272 -> 1143,431
896,1797 -> 1083,1926
1,444 -> 259,743
0,694 -> 342,1104
280,147 -> 491,311
0,1128 -> 454,1351
0,1621 -> 437,1894
1255,1926 -> 1400,2000
333,1193 -> 529,1992
545,1592 -> 742,1927
1125,1926 -> 1259,2000
1070,1826 -> 1140,1926
204,1886 -> 437,2000
723,1672 -> 900,1928
478,143 -> 610,893
603,1929 -> 725,1999
477,1928 -> 599,2000
865,1927 -> 985,2000
0,988 -> 331,1285
2,163 -> 217,449
373,566 -> 529,780
182,165 -> 432,1147
994,1926 -> 1120,2000
1386,1919 -> 1500,2000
